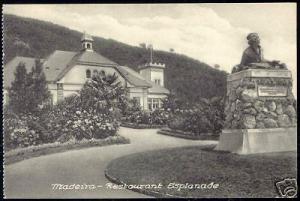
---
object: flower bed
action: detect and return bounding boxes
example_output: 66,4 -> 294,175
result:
5,135 -> 130,165
157,128 -> 219,140
167,97 -> 225,136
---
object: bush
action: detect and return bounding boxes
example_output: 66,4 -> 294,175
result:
167,97 -> 225,135
4,108 -> 43,150
122,109 -> 169,125
4,72 -> 127,150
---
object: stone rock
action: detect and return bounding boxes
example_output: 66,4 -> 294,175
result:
285,105 -> 296,118
235,99 -> 242,111
242,114 -> 256,129
224,120 -> 232,129
231,120 -> 240,129
226,89 -> 231,96
287,88 -> 295,101
290,117 -> 297,127
265,101 -> 276,112
278,114 -> 291,127
229,90 -> 237,102
241,89 -> 258,102
256,113 -> 266,121
256,122 -> 265,129
235,87 -> 244,97
224,103 -> 231,114
263,118 -> 278,128
262,107 -> 269,113
266,111 -> 278,119
254,100 -> 264,112
276,103 -> 283,115
226,114 -> 233,123
244,108 -> 257,115
242,102 -> 253,109
230,102 -> 236,113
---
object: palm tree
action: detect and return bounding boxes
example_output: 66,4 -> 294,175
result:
79,71 -> 128,112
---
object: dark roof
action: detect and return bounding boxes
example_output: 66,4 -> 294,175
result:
115,65 -> 169,93
54,50 -> 117,81
115,66 -> 151,88
76,51 -> 117,66
4,53 -> 169,94
4,56 -> 36,88
42,50 -> 77,82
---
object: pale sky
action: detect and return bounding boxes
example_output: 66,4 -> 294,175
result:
3,3 -> 297,95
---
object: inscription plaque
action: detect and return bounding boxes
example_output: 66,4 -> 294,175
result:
258,86 -> 287,97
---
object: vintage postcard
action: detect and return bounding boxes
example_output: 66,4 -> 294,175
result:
2,3 -> 297,198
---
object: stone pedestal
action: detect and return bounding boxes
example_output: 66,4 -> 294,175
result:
215,128 -> 297,154
215,68 -> 297,154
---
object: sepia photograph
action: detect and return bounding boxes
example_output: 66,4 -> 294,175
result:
2,2 -> 297,198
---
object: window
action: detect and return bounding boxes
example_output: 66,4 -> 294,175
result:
86,43 -> 91,49
57,83 -> 63,90
148,98 -> 160,110
100,70 -> 105,76
93,69 -> 98,76
154,79 -> 161,85
133,97 -> 141,106
46,94 -> 54,106
86,69 -> 91,78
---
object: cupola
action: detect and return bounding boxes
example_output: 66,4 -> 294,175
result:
81,32 -> 94,51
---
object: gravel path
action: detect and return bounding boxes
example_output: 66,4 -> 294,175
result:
4,127 -> 217,198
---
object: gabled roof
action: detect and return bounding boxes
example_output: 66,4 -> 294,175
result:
54,50 -> 118,81
4,56 -> 36,88
115,65 -> 169,94
76,51 -> 117,66
4,53 -> 169,94
42,50 -> 77,82
115,66 -> 152,88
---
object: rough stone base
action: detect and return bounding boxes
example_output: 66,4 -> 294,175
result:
215,128 -> 297,154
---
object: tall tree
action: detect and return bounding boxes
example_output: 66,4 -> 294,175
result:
79,71 -> 128,113
27,59 -> 51,112
8,62 -> 29,113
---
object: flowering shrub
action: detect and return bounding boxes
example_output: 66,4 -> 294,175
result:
123,109 -> 169,125
167,97 -> 225,135
4,72 -> 127,150
4,109 -> 43,150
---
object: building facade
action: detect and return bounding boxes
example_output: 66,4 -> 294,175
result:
3,33 -> 169,110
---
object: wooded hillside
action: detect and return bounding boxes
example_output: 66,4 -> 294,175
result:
3,14 -> 227,104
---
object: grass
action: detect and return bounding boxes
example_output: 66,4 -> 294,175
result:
105,146 -> 297,198
5,135 -> 130,165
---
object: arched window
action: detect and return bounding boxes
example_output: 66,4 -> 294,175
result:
93,69 -> 98,76
86,43 -> 91,49
86,69 -> 91,78
100,70 -> 105,76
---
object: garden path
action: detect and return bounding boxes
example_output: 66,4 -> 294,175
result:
4,127 -> 217,198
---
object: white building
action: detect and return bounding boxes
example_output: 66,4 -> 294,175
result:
4,33 -> 169,110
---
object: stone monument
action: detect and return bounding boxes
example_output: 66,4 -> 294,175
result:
215,33 -> 297,154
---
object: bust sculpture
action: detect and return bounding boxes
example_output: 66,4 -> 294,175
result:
232,33 -> 287,73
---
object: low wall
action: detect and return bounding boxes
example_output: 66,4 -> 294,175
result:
158,128 -> 219,140
121,122 -> 166,129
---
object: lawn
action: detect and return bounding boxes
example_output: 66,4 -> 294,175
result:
105,146 -> 297,198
